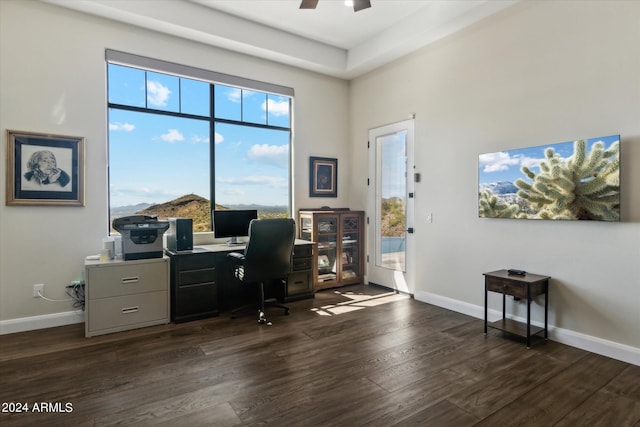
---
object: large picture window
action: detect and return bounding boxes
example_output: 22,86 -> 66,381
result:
107,51 -> 292,232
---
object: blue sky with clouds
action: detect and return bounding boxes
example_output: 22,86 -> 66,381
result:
380,130 -> 407,199
478,134 -> 619,185
108,65 -> 290,208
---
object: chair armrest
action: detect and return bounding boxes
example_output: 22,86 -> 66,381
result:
227,252 -> 246,262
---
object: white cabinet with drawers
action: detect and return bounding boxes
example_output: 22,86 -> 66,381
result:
85,257 -> 170,337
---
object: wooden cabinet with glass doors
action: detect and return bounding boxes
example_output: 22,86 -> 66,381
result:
298,209 -> 364,291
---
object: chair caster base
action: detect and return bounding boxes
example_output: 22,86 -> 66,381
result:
258,311 -> 272,325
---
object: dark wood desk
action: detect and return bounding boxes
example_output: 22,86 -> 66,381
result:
483,269 -> 550,348
166,240 -> 314,323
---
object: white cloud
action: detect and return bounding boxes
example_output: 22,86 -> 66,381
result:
247,144 -> 289,168
190,134 -> 210,144
147,80 -> 170,107
263,98 -> 289,117
519,155 -> 543,170
217,175 -> 287,188
479,151 -> 520,173
160,129 -> 184,143
480,151 -> 544,173
190,132 -> 223,144
227,88 -> 242,103
220,187 -> 245,197
109,122 -> 135,131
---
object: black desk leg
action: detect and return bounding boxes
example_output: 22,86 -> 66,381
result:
526,285 -> 531,348
544,284 -> 549,339
484,281 -> 488,335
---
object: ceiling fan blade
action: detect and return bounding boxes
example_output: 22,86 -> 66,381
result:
300,0 -> 319,9
353,0 -> 371,12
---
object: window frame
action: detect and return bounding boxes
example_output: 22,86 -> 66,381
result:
106,50 -> 293,232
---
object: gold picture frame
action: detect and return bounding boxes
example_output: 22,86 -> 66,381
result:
6,130 -> 85,206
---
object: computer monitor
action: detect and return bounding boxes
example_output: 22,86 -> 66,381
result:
213,209 -> 258,245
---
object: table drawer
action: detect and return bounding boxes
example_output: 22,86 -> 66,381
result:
179,268 -> 216,286
292,257 -> 313,271
88,290 -> 168,333
293,244 -> 313,258
88,260 -> 168,299
486,276 -> 527,298
174,282 -> 217,317
287,271 -> 312,295
178,252 -> 216,270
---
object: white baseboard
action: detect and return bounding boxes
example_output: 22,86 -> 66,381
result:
3,295 -> 639,367
0,310 -> 85,335
415,290 -> 640,366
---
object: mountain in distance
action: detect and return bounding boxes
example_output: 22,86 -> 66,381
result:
479,181 -> 518,194
225,203 -> 288,215
110,202 -> 152,218
135,194 -> 218,232
127,194 -> 288,232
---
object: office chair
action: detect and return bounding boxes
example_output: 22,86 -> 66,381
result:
227,218 -> 296,325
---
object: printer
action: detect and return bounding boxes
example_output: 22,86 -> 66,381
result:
113,215 -> 170,261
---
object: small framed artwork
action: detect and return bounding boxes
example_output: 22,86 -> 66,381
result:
309,156 -> 337,197
6,130 -> 85,206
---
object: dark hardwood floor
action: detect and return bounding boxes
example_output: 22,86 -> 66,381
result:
1,284 -> 638,426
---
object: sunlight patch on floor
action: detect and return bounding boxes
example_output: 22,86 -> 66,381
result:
311,290 -> 409,316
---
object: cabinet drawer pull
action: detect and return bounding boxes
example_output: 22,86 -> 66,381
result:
121,306 -> 139,314
121,277 -> 140,284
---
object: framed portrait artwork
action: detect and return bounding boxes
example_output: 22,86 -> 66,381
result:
6,130 -> 85,206
309,156 -> 337,197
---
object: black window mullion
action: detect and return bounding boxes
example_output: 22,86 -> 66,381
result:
210,83 -> 216,228
106,102 -> 207,121
265,94 -> 269,126
144,72 -> 148,109
108,59 -> 292,232
213,117 -> 289,132
240,89 -> 244,122
178,78 -> 182,114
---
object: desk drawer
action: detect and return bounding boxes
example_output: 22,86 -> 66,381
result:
178,252 -> 216,270
179,268 -> 216,286
486,276 -> 527,299
292,257 -> 313,271
88,290 -> 168,333
174,282 -> 217,318
287,271 -> 312,295
293,244 -> 313,258
88,260 -> 168,299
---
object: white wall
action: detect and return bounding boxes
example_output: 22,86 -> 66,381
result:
1,0 -> 638,365
0,1 -> 349,327
350,1 -> 640,363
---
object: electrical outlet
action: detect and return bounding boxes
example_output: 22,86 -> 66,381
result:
33,284 -> 44,298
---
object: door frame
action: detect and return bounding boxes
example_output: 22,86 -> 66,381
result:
366,118 -> 415,295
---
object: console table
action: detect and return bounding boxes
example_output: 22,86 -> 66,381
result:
483,269 -> 550,348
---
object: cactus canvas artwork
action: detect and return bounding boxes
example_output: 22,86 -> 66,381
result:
478,135 -> 620,221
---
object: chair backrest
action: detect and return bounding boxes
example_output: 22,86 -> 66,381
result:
242,218 -> 296,283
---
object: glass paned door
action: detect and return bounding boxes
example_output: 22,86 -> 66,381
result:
367,119 -> 414,293
341,214 -> 361,281
377,131 -> 407,271
317,215 -> 338,284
